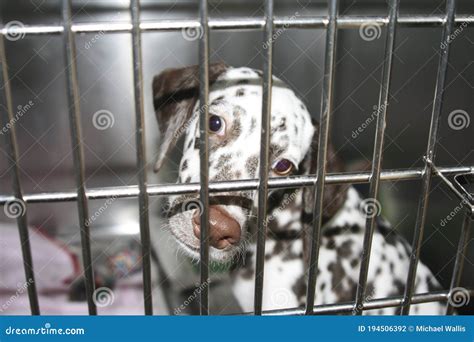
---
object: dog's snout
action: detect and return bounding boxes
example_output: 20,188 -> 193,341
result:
192,205 -> 241,249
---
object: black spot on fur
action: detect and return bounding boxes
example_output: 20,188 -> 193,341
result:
245,155 -> 259,177
350,225 -> 361,233
392,279 -> 405,295
237,79 -> 250,85
181,159 -> 188,171
292,275 -> 307,302
249,117 -> 257,134
323,226 -> 344,237
236,88 -> 245,97
337,240 -> 353,258
326,238 -> 336,249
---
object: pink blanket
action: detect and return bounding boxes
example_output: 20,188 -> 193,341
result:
0,223 -> 147,315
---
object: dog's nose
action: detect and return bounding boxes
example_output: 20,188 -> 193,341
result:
192,205 -> 241,249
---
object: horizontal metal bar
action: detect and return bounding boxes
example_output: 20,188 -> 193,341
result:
0,166 -> 471,205
1,15 -> 472,37
255,289 -> 474,316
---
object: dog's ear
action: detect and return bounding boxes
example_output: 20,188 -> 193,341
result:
301,120 -> 348,261
152,62 -> 228,172
302,121 -> 348,222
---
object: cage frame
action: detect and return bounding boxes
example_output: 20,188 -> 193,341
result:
0,0 -> 473,316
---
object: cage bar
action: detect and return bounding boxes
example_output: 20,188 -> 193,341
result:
353,0 -> 399,315
401,0 -> 457,315
130,0 -> 153,315
0,166 -> 471,205
253,0 -> 274,316
260,289 -> 474,316
62,0 -> 96,315
0,33 -> 40,315
446,214 -> 472,315
198,0 -> 211,316
1,15 -> 473,37
305,0 -> 338,315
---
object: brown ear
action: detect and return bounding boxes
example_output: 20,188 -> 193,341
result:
152,62 -> 228,172
302,121 -> 348,222
301,120 -> 348,262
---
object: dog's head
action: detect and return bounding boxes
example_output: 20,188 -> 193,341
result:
153,63 -> 346,262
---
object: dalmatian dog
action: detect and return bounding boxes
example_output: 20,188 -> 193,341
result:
152,63 -> 445,315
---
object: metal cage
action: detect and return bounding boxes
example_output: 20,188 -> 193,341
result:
0,0 -> 473,316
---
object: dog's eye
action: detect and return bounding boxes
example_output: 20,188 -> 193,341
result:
208,115 -> 226,135
273,159 -> 294,175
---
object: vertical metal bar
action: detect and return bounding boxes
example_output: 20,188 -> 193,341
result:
353,0 -> 399,315
305,0 -> 338,315
62,0 -> 96,315
401,0 -> 456,315
130,0 -> 153,315
198,0 -> 211,316
446,214 -> 471,315
0,35 -> 40,316
253,0 -> 274,316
